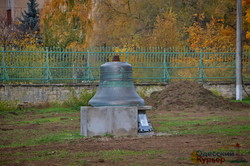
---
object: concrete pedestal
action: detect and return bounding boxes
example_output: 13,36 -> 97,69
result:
80,106 -> 138,137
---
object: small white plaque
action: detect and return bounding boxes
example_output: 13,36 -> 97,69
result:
139,114 -> 149,126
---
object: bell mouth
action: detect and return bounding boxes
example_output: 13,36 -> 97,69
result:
89,98 -> 145,107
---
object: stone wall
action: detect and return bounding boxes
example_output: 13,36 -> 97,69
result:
0,84 -> 98,104
0,82 -> 250,105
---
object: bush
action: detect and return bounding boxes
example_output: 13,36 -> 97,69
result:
63,89 -> 96,109
0,100 -> 18,112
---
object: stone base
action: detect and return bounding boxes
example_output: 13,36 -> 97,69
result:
80,106 -> 138,137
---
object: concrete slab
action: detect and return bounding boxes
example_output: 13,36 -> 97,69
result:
80,106 -> 138,137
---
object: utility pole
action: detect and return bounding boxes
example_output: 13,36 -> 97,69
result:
236,0 -> 242,101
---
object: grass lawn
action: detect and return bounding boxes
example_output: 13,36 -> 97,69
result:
0,105 -> 250,165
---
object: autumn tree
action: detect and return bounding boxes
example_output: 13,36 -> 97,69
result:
149,10 -> 183,47
0,16 -> 41,48
90,0 -> 171,47
89,0 -> 239,48
40,0 -> 91,48
243,0 -> 250,46
0,0 -> 41,48
187,14 -> 236,51
38,0 -> 245,48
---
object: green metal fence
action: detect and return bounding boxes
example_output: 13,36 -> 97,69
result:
1,47 -> 250,83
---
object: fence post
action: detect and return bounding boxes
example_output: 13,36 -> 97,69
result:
87,50 -> 90,82
1,47 -> 9,81
44,47 -> 52,83
126,48 -> 129,62
199,48 -> 206,81
163,48 -> 170,83
163,48 -> 167,82
86,50 -> 93,82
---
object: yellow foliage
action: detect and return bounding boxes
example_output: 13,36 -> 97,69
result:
247,32 -> 250,40
243,0 -> 250,43
243,0 -> 250,6
187,15 -> 235,51
40,0 -> 92,48
149,10 -> 183,48
0,22 -> 41,48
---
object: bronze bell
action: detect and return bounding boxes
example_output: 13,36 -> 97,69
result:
88,55 -> 145,106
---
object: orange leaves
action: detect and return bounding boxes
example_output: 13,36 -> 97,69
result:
243,0 -> 250,42
187,15 -> 235,51
38,1 -> 248,48
246,10 -> 250,24
247,32 -> 250,40
243,0 -> 250,6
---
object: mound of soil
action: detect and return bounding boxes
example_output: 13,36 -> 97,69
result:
145,81 -> 249,112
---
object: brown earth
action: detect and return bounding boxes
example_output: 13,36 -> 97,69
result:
1,132 -> 250,166
145,80 -> 249,112
1,109 -> 250,166
0,81 -> 250,165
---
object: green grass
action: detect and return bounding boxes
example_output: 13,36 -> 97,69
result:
241,97 -> 250,104
0,132 -> 82,148
34,132 -> 82,144
210,88 -> 222,96
24,150 -> 69,162
36,150 -> 68,159
0,107 -> 76,119
176,124 -> 250,136
1,105 -> 249,165
231,97 -> 250,104
46,149 -> 162,166
151,113 -> 250,136
0,106 -> 81,148
0,99 -> 18,112
152,115 -> 228,132
1,149 -> 165,165
238,149 -> 250,154
0,150 -> 69,165
63,89 -> 96,109
2,107 -> 79,126
76,149 -> 165,162
9,116 -> 77,125
35,107 -> 78,113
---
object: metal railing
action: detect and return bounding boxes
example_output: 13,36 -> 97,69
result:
1,47 -> 250,83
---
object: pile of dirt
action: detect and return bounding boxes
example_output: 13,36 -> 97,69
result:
145,81 -> 249,112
